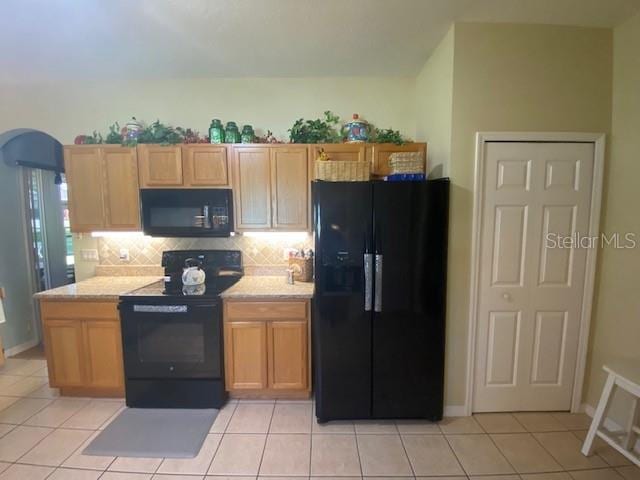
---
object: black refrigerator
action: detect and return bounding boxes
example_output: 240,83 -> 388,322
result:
312,178 -> 449,422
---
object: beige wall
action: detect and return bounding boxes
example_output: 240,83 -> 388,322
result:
444,23 -> 613,407
0,77 -> 416,144
415,26 -> 455,177
583,12 -> 640,411
0,75 -> 416,280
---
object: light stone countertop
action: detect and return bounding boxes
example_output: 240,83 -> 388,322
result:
220,275 -> 314,299
33,276 -> 162,301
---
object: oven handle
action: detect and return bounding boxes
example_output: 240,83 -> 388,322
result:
123,303 -> 219,314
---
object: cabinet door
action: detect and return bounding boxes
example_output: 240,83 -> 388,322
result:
271,147 -> 310,230
83,320 -> 125,390
267,320 -> 308,390
233,147 -> 272,230
64,147 -> 105,232
103,147 -> 141,230
224,321 -> 268,390
310,144 -> 366,164
138,145 -> 183,187
183,145 -> 230,187
369,143 -> 427,177
44,320 -> 86,387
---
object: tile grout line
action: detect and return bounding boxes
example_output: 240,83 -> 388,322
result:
397,431 -> 417,479
255,401 -> 275,477
204,401 -> 238,476
442,427 -> 475,478
354,430 -> 364,478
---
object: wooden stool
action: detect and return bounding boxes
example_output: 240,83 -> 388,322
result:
582,361 -> 640,467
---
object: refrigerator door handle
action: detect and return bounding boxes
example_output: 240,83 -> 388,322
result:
374,254 -> 383,312
364,253 -> 373,311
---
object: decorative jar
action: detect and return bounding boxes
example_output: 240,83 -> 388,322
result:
342,113 -> 370,143
124,117 -> 143,143
241,125 -> 255,143
224,122 -> 240,143
208,119 -> 225,144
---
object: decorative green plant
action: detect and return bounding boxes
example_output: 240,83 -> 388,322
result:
137,120 -> 185,145
105,122 -> 122,144
289,111 -> 341,143
80,131 -> 103,144
372,128 -> 405,145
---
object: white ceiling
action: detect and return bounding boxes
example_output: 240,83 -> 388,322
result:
1,0 -> 638,82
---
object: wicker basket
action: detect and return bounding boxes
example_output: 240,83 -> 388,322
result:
315,160 -> 371,182
288,257 -> 313,282
389,152 -> 425,174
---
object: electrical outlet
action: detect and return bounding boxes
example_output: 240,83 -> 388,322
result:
81,249 -> 99,261
119,248 -> 130,262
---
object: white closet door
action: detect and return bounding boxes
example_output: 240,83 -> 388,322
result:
474,142 -> 594,412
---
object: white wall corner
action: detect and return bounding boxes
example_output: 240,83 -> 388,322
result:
4,338 -> 39,358
444,405 -> 468,417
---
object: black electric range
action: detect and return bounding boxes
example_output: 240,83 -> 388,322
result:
118,250 -> 242,409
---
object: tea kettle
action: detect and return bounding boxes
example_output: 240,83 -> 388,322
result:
182,258 -> 206,286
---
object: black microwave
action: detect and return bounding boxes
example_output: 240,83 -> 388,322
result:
140,189 -> 233,237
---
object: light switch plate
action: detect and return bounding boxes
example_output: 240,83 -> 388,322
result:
119,248 -> 130,261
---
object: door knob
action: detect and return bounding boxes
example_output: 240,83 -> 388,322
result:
502,293 -> 511,301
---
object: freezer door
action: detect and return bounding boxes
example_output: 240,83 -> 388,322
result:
371,179 -> 449,420
312,181 -> 373,421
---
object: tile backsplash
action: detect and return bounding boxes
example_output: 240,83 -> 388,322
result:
97,234 -> 313,267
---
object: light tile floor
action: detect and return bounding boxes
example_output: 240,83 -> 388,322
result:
1,357 -> 639,479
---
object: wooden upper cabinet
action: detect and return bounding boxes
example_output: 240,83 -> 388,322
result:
183,145 -> 230,187
138,145 -> 183,187
309,143 -> 366,163
369,143 -> 427,177
233,147 -> 272,230
64,147 -> 106,232
102,147 -> 140,230
271,147 -> 310,230
65,146 -> 141,232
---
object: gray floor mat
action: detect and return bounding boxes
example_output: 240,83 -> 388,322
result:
83,408 -> 218,458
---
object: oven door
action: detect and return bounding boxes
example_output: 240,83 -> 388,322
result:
120,300 -> 222,379
140,188 -> 233,237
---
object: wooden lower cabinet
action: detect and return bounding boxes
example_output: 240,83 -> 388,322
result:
44,319 -> 86,387
84,320 -> 124,389
268,321 -> 307,390
223,299 -> 310,398
40,300 -> 124,397
224,321 -> 268,390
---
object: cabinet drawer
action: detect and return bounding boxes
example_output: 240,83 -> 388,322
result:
225,301 -> 307,320
41,301 -> 118,321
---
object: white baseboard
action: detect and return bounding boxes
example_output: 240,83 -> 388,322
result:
5,338 -> 39,358
582,403 -> 640,454
444,405 -> 467,417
